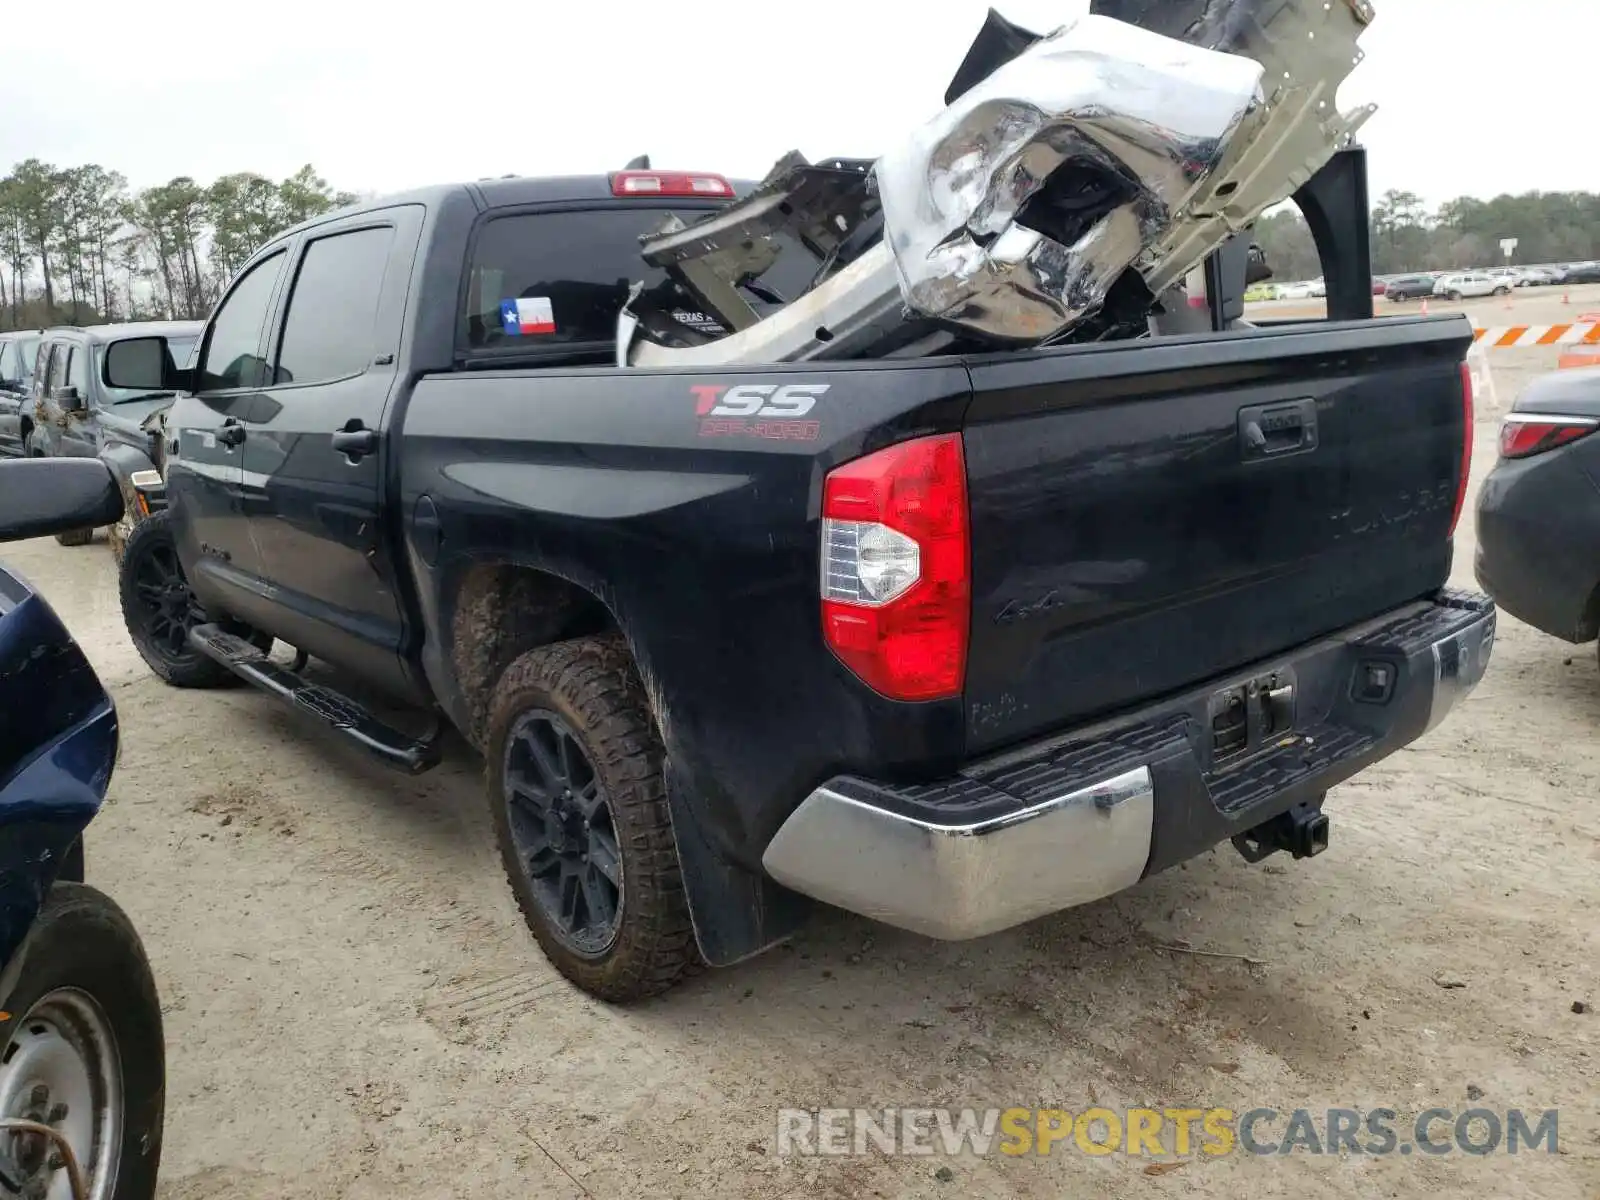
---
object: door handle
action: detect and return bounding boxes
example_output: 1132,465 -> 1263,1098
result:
331,423 -> 379,460
217,419 -> 246,448
1238,398 -> 1318,460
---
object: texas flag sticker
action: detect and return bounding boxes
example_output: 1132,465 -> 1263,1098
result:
499,296 -> 556,336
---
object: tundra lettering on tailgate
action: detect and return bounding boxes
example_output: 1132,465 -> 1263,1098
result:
692,383 -> 827,441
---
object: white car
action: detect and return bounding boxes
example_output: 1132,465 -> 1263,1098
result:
1278,279 -> 1327,300
1433,272 -> 1511,300
1514,267 -> 1556,287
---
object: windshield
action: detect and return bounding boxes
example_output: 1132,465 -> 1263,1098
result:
100,335 -> 199,404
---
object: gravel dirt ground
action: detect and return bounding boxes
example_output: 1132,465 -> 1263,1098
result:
7,284 -> 1599,1199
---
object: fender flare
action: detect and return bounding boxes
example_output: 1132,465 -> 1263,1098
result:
99,440 -> 160,490
98,441 -> 163,544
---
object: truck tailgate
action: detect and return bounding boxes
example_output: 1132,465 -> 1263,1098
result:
960,316 -> 1474,752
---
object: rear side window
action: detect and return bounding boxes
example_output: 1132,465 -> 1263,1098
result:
460,208 -> 816,353
274,226 -> 396,386
0,341 -> 16,380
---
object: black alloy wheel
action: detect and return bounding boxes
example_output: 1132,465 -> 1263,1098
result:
501,709 -> 625,957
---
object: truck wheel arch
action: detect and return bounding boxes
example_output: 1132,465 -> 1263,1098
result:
98,443 -> 162,560
441,557 -> 814,968
447,560 -> 631,748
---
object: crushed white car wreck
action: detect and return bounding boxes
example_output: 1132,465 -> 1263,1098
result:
617,0 -> 1376,366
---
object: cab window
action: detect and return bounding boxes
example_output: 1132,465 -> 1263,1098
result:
44,344 -> 67,393
65,344 -> 89,397
459,208 -> 815,356
198,251 -> 287,391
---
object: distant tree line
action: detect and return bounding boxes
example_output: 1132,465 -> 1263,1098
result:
5,163 -> 1597,329
0,161 -> 357,330
1257,188 -> 1600,283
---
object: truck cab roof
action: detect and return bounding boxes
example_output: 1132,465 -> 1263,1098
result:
276,171 -> 753,243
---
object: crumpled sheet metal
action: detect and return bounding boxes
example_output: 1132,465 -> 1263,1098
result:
875,12 -> 1263,342
1137,0 -> 1377,297
620,0 -> 1375,364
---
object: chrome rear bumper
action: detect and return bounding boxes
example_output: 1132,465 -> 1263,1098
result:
762,591 -> 1494,940
762,767 -> 1153,941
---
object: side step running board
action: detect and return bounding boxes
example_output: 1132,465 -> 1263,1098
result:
189,623 -> 443,775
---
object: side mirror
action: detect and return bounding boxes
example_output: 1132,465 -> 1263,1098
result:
0,458 -> 124,543
104,336 -> 189,391
53,386 -> 84,412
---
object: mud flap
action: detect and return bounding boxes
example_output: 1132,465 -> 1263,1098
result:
663,760 -> 813,966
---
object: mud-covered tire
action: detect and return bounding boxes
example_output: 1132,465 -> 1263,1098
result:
486,634 -> 698,1002
118,509 -> 264,688
0,882 -> 165,1200
54,526 -> 95,547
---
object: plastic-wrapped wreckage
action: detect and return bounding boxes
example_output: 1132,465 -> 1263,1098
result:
617,0 -> 1377,368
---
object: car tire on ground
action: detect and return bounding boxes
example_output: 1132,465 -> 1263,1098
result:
118,508 -> 268,688
1448,291 -> 1463,301
54,527 -> 95,547
1494,286 -> 1511,296
0,882 -> 165,1200
485,633 -> 699,1003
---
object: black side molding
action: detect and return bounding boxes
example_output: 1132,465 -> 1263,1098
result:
188,624 -> 443,775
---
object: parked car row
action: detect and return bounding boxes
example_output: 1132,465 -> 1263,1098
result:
0,321 -> 202,551
1251,261 -> 1599,304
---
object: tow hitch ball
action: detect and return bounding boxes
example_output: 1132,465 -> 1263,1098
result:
1231,800 -> 1330,864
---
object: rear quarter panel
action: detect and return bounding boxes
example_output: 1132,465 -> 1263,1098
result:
400,361 -> 972,867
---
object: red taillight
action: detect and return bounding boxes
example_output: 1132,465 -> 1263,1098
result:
820,433 -> 970,702
609,170 -> 734,198
1499,414 -> 1599,459
1448,360 -> 1475,537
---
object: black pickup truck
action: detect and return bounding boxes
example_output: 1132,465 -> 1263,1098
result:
103,169 -> 1495,1001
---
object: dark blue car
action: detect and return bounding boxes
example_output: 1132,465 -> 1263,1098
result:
0,457 -> 165,1199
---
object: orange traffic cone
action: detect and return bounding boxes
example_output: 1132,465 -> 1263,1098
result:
1563,292 -> 1571,305
1420,298 -> 1430,315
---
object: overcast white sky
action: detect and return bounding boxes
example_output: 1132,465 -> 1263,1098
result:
4,0 -> 1592,208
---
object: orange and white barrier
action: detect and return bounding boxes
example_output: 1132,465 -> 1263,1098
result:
1471,322 -> 1600,348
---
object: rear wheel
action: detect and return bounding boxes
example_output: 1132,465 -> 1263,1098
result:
55,526 -> 95,547
1448,291 -> 1463,301
486,635 -> 698,1002
1494,285 -> 1511,296
118,509 -> 266,688
0,883 -> 165,1200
